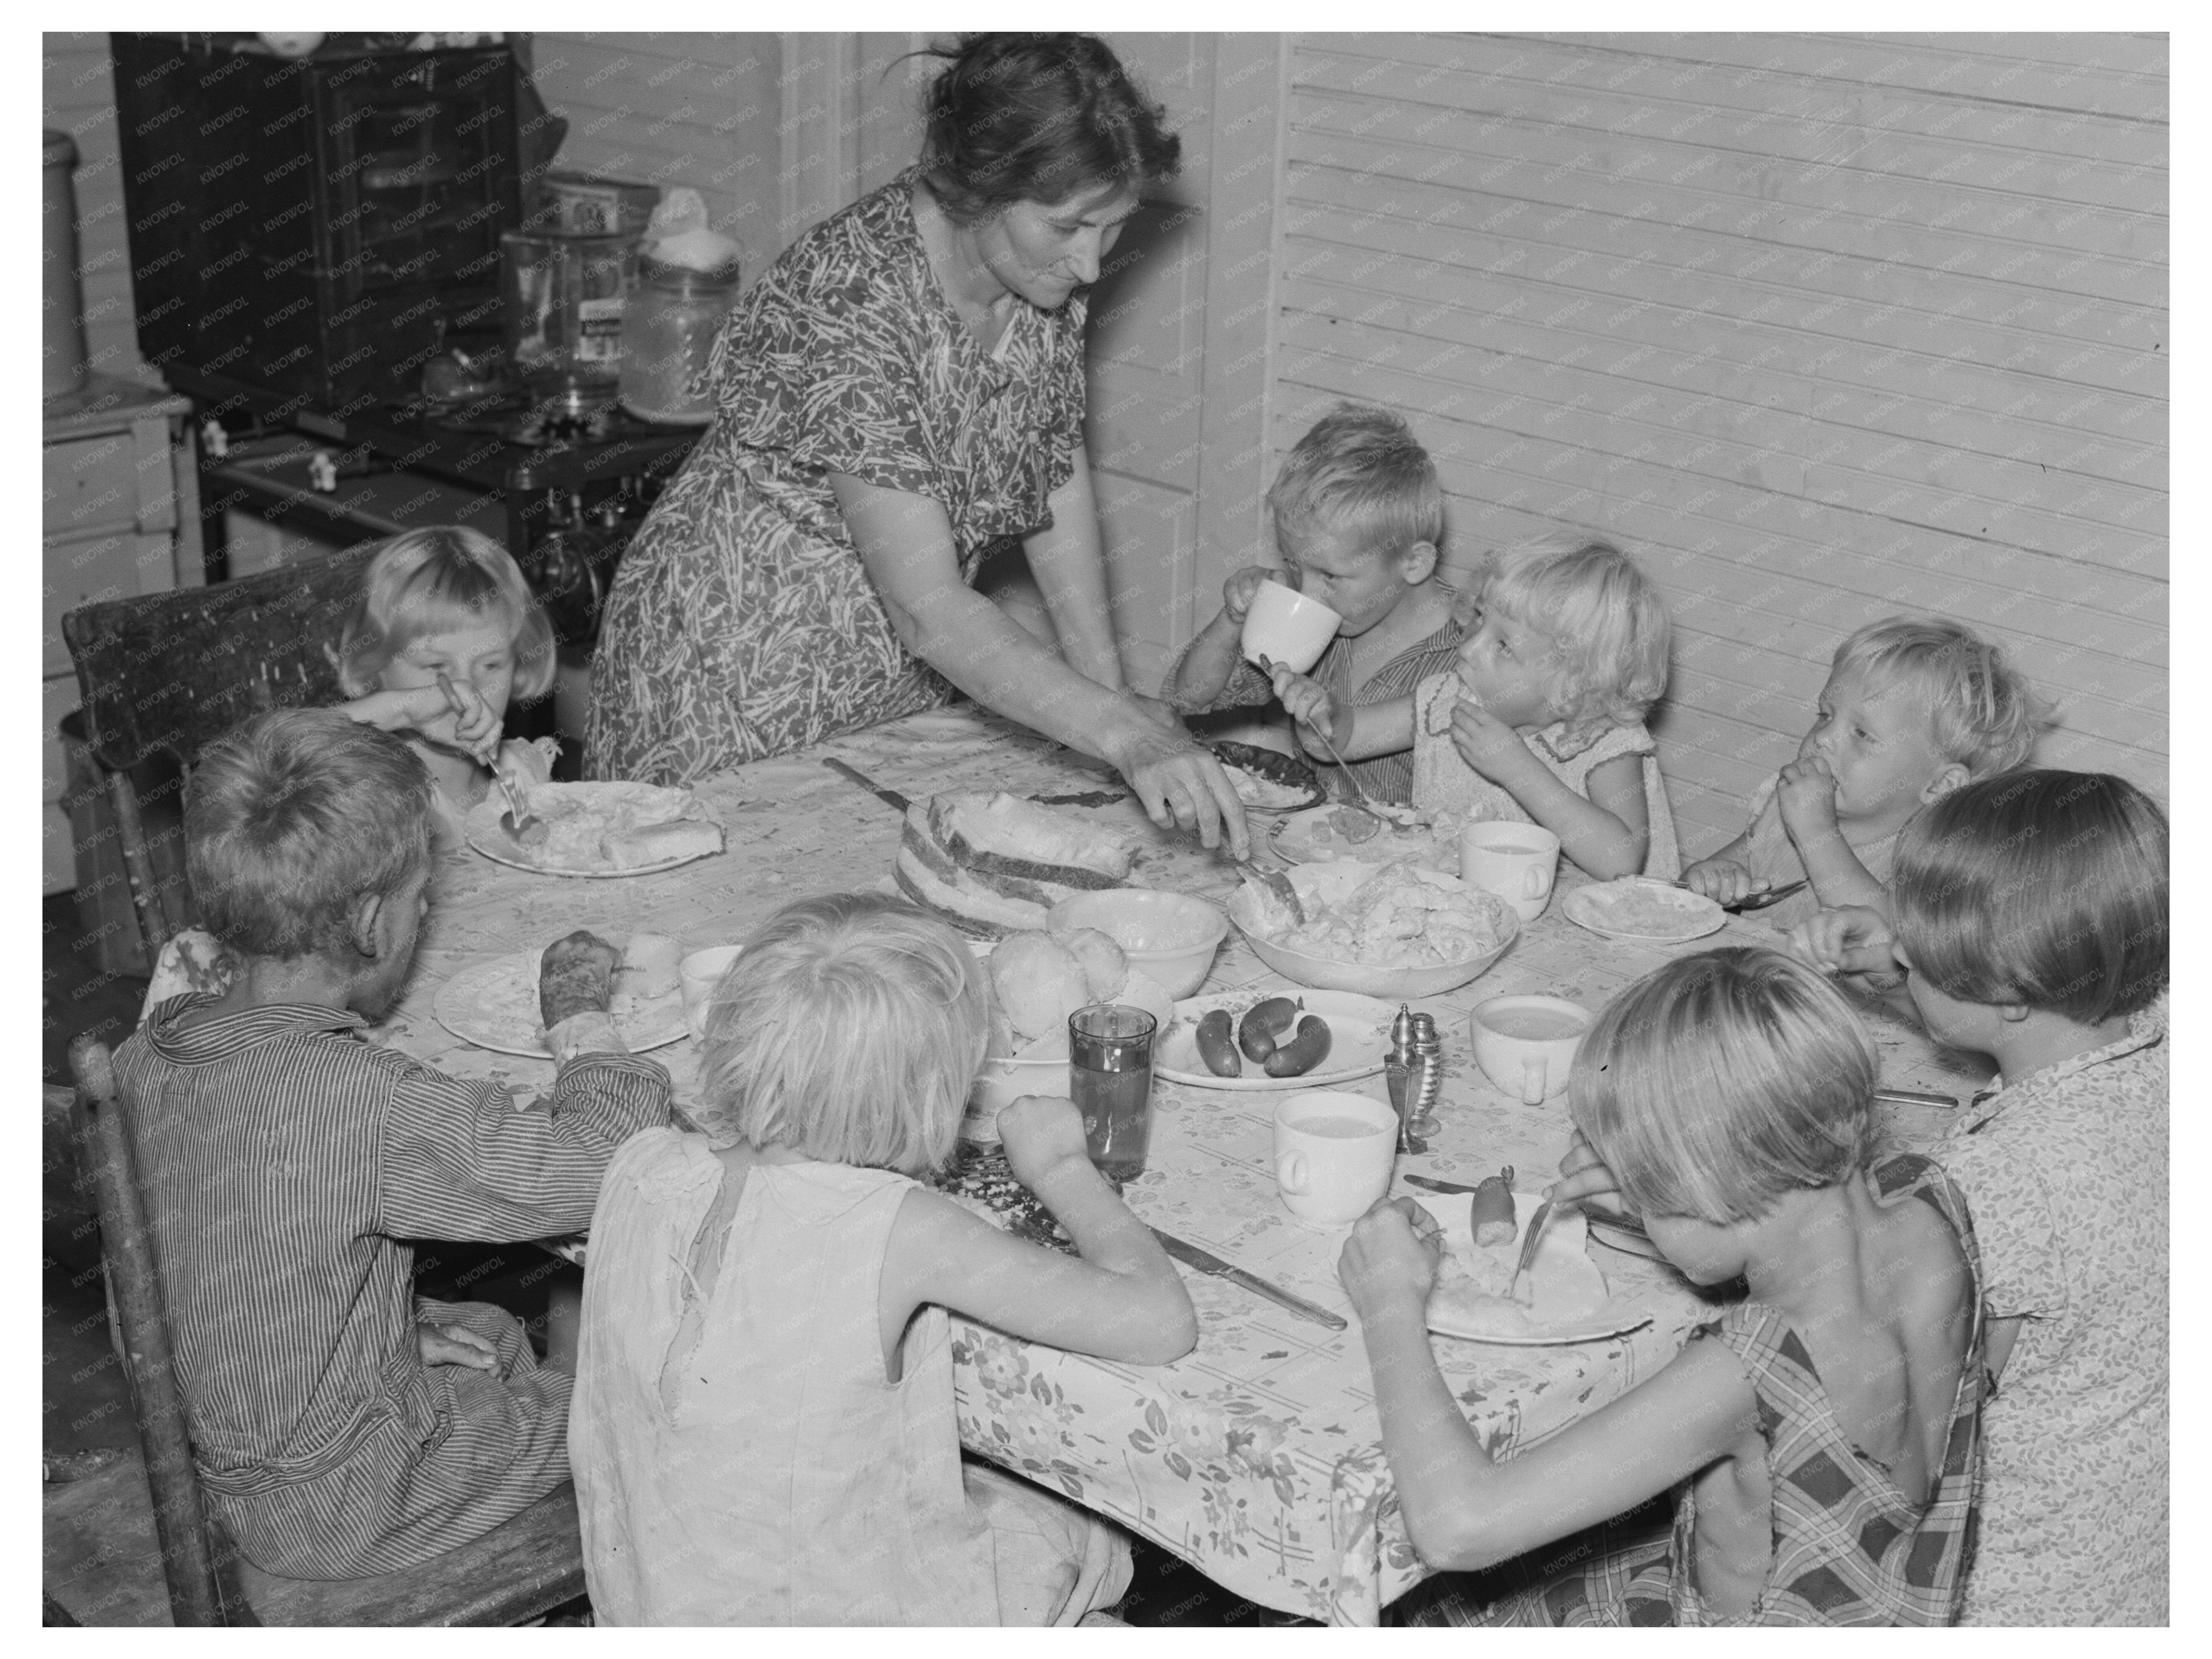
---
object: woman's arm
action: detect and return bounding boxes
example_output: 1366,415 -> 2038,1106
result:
880,1098 -> 1196,1366
832,470 -> 1250,854
1018,447 -> 1123,692
1340,1200 -> 1753,1570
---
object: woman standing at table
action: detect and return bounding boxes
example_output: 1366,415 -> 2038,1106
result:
588,33 -> 1249,852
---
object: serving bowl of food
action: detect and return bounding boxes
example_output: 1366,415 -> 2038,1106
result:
1044,889 -> 1229,999
1224,858 -> 1520,998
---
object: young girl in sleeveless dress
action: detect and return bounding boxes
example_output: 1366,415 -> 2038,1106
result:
1409,534 -> 1679,879
569,893 -> 1197,1625
1342,948 -> 1986,1625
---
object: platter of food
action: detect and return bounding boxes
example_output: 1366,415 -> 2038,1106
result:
1227,858 -> 1520,997
1153,987 -> 1396,1091
1268,804 -> 1453,870
1561,878 -> 1725,944
1417,1190 -> 1655,1346
434,951 -> 688,1058
464,781 -> 724,878
1207,741 -> 1327,814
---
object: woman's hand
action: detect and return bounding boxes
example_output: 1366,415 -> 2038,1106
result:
1338,1197 -> 1442,1321
1784,904 -> 1901,978
1553,1129 -> 1631,1220
998,1094 -> 1096,1192
1112,725 -> 1252,859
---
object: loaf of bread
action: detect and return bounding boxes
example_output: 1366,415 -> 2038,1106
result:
892,840 -> 1049,938
896,795 -> 1137,937
600,818 -> 724,869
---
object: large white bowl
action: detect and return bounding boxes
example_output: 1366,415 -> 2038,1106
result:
1225,861 -> 1520,998
1045,889 -> 1228,999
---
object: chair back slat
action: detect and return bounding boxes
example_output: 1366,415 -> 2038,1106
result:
69,1034 -> 228,1627
62,545 -> 381,775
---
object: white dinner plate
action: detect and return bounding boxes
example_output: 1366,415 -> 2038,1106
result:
1561,879 -> 1726,944
1153,987 -> 1396,1091
1415,1194 -> 1656,1347
463,781 -> 722,878
1267,805 -> 1454,871
434,952 -> 688,1058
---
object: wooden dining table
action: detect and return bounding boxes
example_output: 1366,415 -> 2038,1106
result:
378,704 -> 1990,1625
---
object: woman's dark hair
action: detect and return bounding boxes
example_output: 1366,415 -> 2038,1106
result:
915,34 -> 1180,223
1891,768 -> 2169,1023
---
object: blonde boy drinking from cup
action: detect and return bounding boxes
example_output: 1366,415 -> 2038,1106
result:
1164,404 -> 1460,805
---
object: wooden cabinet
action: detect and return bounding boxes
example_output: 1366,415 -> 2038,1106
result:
42,375 -> 204,895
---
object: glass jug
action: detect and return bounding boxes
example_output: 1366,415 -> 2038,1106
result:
618,255 -> 740,426
501,230 -> 635,415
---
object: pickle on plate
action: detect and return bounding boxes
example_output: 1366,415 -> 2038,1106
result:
1470,1168 -> 1517,1245
1237,996 -> 1303,1063
1262,1014 -> 1333,1078
1194,1009 -> 1242,1077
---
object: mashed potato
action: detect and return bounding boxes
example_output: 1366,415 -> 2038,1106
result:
1273,860 -> 1515,969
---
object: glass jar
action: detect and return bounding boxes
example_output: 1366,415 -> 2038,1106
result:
619,255 -> 740,426
501,230 -> 636,415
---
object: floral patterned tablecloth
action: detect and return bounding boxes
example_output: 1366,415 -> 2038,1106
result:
351,704 -> 1987,1624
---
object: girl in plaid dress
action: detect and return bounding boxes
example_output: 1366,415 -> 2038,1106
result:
1341,949 -> 1987,1625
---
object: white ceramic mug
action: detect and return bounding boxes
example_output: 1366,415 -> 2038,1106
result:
679,945 -> 744,1042
1273,1090 -> 1399,1228
1469,994 -> 1593,1105
1240,579 -> 1344,676
1459,822 -> 1563,923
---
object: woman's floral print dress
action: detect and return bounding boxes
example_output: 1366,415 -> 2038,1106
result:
587,170 -> 1088,785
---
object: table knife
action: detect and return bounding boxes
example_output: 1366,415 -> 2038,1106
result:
1402,1174 -> 1653,1240
821,757 -> 912,813
1149,1227 -> 1347,1331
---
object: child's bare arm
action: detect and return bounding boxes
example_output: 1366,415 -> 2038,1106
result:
1776,758 -> 1890,912
1452,713 -> 1649,877
1340,1199 -> 1753,1570
884,1097 -> 1197,1366
1166,566 -> 1275,710
1682,827 -> 1760,904
1280,681 -> 1417,764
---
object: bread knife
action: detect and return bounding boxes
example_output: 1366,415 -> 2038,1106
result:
822,757 -> 912,813
1149,1227 -> 1347,1331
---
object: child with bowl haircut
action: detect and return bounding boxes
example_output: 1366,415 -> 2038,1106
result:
1348,948 -> 1985,1626
1409,533 -> 1681,878
111,709 -> 672,1579
571,893 -> 1196,1625
1682,614 -> 2046,930
1787,770 -> 2169,1624
1164,402 -> 1461,805
334,526 -> 564,853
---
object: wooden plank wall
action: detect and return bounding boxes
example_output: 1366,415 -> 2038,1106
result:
1272,32 -> 2169,849
43,32 -> 153,385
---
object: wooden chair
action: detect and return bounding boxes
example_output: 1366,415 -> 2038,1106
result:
66,1035 -> 588,1626
60,544 -> 381,963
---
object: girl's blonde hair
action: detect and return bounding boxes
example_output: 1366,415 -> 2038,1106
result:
333,527 -> 556,700
1569,947 -> 1876,1225
698,894 -> 989,1177
1829,616 -> 2048,778
1470,534 -> 1671,748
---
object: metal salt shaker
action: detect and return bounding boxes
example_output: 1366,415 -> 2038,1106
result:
1407,1010 -> 1444,1141
1386,1005 -> 1426,1155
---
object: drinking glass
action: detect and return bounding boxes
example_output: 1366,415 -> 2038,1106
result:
1068,1003 -> 1157,1182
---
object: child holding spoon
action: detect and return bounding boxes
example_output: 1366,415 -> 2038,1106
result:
335,527 -> 562,852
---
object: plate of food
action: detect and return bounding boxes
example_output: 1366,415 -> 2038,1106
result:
1227,859 -> 1520,998
434,950 -> 688,1057
1417,1187 -> 1654,1346
1153,986 -> 1396,1091
1208,741 -> 1328,814
1561,878 -> 1725,944
1268,804 -> 1455,871
464,781 -> 725,878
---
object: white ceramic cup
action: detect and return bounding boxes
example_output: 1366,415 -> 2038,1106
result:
1469,994 -> 1593,1105
1240,579 -> 1344,676
1273,1090 -> 1399,1228
1458,821 -> 1563,923
679,945 -> 744,1041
